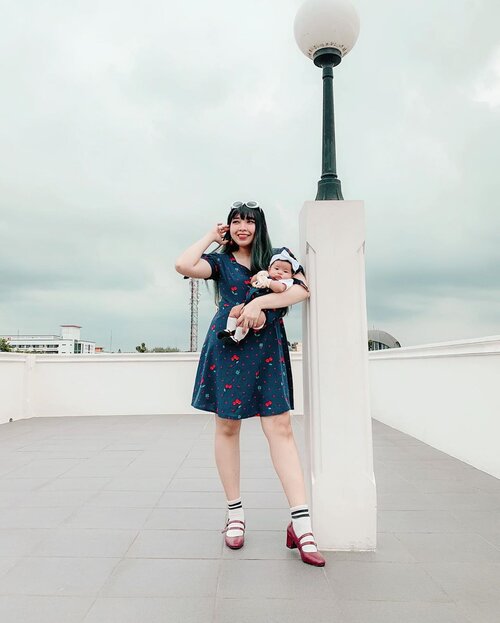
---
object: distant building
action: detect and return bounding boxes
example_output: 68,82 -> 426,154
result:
1,325 -> 96,355
368,329 -> 401,351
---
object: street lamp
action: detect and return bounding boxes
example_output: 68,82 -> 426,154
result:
296,0 -> 376,551
294,0 -> 360,200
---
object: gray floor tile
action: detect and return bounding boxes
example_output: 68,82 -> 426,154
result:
456,600 -> 500,623
222,530 -> 296,560
480,532 -> 500,549
244,508 -> 294,530
377,491 -> 437,511
0,507 -> 75,529
394,532 -> 500,562
103,476 -> 173,491
0,596 -> 94,623
4,459 -> 83,478
167,478 -> 223,492
0,529 -> 50,556
240,491 -> 289,508
422,562 -> 500,601
157,491 -> 226,508
0,557 -> 119,595
215,597 -> 342,622
126,529 -> 223,558
327,533 -> 415,563
62,506 -> 151,530
181,458 -> 217,468
175,466 -> 220,479
0,478 -> 52,491
451,509 -> 500,534
101,559 -> 219,597
325,561 -> 449,602
40,477 -> 110,491
61,463 -> 132,478
32,528 -> 138,557
378,510 -> 466,533
86,491 -> 161,508
218,559 -> 333,599
240,478 -> 283,492
84,596 -> 215,623
340,600 -> 470,623
0,559 -> 19,579
143,507 -> 224,530
1,490 -> 96,508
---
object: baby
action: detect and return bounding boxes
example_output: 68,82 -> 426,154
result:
217,249 -> 305,344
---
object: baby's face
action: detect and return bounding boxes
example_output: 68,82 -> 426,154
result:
268,260 -> 292,280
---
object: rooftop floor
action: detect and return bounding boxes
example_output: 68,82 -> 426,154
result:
0,414 -> 499,623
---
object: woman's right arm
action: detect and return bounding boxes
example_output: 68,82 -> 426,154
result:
174,224 -> 228,278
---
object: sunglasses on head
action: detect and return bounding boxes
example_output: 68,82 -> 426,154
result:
230,201 -> 261,211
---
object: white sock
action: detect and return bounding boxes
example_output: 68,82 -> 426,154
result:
226,497 -> 245,537
233,327 -> 248,342
291,504 -> 317,553
226,317 -> 237,332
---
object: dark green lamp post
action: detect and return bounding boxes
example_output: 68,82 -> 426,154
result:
294,0 -> 360,201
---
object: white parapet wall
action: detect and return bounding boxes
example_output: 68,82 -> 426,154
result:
1,338 -> 499,479
0,352 -> 304,423
369,335 -> 500,479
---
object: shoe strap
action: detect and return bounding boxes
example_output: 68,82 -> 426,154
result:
298,532 -> 317,548
221,519 -> 245,534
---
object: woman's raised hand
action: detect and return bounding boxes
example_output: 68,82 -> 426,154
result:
211,223 -> 230,245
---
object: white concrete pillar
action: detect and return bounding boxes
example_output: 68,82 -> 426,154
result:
300,200 -> 377,551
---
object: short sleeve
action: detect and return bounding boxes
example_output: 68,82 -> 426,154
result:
280,279 -> 294,290
201,253 -> 221,281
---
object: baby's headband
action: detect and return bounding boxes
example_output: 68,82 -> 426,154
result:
269,249 -> 300,273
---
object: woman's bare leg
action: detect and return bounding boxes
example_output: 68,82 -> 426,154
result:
260,411 -> 306,507
214,415 -> 242,500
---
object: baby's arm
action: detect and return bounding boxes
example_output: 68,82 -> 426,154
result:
267,280 -> 287,293
251,271 -> 288,293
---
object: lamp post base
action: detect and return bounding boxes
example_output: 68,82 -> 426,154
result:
300,199 -> 377,550
316,176 -> 344,200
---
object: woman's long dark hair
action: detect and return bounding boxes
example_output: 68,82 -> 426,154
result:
213,205 -> 273,304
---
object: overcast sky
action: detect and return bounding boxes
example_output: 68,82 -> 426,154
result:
1,0 -> 499,352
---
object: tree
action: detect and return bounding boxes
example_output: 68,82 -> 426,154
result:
151,347 -> 180,353
0,338 -> 12,352
135,343 -> 180,353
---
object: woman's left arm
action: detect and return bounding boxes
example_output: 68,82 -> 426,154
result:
236,274 -> 309,329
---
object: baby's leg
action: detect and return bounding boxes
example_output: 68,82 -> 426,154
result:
230,304 -> 249,341
217,304 -> 245,340
226,303 -> 244,332
228,303 -> 245,319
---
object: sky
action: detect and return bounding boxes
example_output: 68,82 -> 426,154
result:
1,0 -> 499,352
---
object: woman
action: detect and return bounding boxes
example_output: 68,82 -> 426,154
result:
175,201 -> 325,567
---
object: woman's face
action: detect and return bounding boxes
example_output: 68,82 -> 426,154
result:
229,213 -> 256,248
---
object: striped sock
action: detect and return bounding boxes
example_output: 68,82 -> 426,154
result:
291,504 -> 317,553
226,497 -> 245,538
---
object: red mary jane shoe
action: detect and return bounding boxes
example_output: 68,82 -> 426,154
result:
286,522 -> 326,567
222,519 -> 245,550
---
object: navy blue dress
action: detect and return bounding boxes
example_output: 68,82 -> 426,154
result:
191,248 -> 303,420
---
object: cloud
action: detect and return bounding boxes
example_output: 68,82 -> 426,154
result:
0,0 -> 499,351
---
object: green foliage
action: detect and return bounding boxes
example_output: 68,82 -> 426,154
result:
0,338 -> 12,352
150,347 -> 180,352
135,343 -> 179,353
